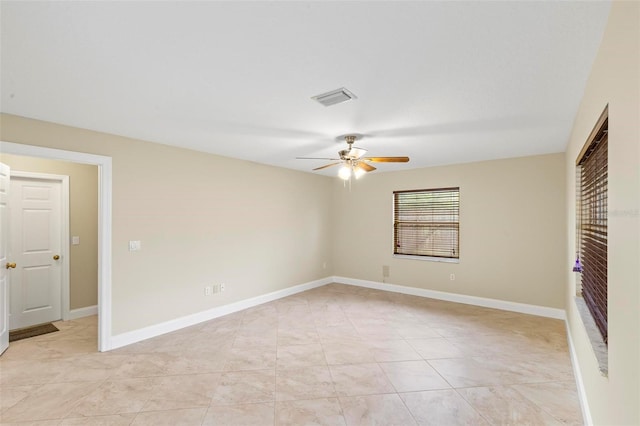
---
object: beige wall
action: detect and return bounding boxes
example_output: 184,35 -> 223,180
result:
0,153 -> 98,310
0,114 -> 334,335
564,1 -> 640,425
332,153 -> 567,309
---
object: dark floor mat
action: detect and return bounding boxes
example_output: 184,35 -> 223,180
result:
9,323 -> 59,342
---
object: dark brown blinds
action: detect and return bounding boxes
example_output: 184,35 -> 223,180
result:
394,188 -> 459,259
577,112 -> 608,344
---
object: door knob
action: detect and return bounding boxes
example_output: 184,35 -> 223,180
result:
5,262 -> 16,269
53,255 -> 60,260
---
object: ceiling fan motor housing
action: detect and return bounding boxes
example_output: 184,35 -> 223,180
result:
339,149 -> 353,160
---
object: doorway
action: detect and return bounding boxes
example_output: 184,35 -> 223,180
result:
0,141 -> 112,352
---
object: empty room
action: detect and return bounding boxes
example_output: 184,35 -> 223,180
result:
0,1 -> 638,425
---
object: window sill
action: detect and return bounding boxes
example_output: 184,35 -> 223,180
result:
574,296 -> 608,376
393,254 -> 459,264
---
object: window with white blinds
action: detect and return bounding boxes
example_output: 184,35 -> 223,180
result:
393,187 -> 460,259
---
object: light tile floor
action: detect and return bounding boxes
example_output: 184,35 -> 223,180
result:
0,283 -> 583,425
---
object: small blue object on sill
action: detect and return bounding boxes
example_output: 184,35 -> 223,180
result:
572,254 -> 583,273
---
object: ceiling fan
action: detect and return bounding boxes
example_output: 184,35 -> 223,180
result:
296,135 -> 410,180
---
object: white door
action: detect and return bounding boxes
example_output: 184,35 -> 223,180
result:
9,176 -> 63,329
0,163 -> 10,354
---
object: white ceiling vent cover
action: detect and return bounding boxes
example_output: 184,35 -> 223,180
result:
312,87 -> 357,107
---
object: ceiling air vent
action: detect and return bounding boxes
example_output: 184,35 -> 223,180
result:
311,87 -> 357,107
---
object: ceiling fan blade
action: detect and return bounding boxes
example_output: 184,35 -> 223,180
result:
356,162 -> 376,172
296,157 -> 340,160
313,162 -> 342,171
349,147 -> 367,159
363,156 -> 410,163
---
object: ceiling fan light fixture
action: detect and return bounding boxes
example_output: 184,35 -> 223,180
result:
338,164 -> 352,180
353,165 -> 366,179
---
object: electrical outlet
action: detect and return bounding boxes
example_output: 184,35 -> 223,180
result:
450,273 -> 455,281
383,265 -> 390,277
205,286 -> 212,296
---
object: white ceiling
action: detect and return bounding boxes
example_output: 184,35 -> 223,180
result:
1,1 -> 610,176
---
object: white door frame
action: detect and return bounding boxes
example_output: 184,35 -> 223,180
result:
0,141 -> 112,352
1,162 -> 10,355
10,171 -> 70,324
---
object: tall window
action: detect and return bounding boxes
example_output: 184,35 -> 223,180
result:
576,107 -> 608,344
393,187 -> 460,259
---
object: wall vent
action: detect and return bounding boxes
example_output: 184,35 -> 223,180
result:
311,87 -> 357,107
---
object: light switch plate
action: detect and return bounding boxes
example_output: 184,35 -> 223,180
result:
129,240 -> 141,251
71,236 -> 80,245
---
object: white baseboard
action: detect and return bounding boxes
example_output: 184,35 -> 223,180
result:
332,276 -> 566,320
109,275 -> 566,351
565,320 -> 593,426
67,305 -> 98,320
108,276 -> 332,350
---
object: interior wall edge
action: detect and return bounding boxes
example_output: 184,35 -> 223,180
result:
565,319 -> 594,426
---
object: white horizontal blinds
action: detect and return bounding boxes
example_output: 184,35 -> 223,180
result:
578,125 -> 608,344
394,187 -> 460,259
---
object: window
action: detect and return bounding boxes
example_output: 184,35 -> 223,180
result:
393,187 -> 459,259
576,106 -> 608,344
